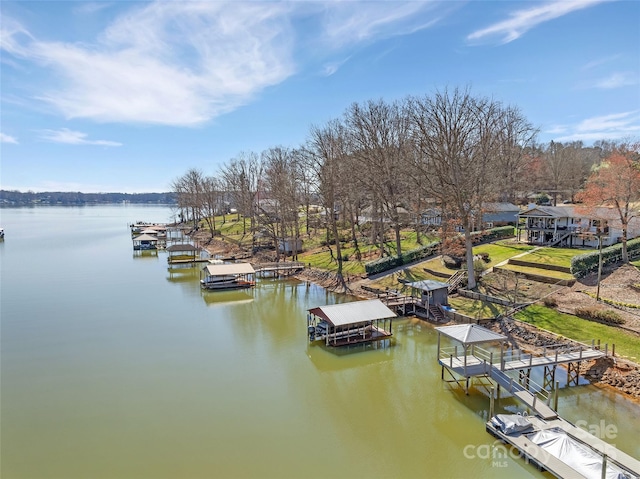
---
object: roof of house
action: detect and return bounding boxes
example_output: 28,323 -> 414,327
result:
518,205 -> 576,217
484,202 -> 520,212
435,324 -> 507,345
203,262 -> 255,276
407,279 -> 450,292
308,299 -> 397,327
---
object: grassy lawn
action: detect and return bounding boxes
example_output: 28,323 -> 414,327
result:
515,304 -> 640,361
500,263 -> 575,280
448,296 -> 505,319
473,241 -> 535,268
369,266 -> 446,290
299,246 -> 368,275
523,247 -> 594,268
420,241 -> 535,276
632,258 -> 640,270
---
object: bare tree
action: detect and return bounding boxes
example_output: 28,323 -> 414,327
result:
171,168 -> 205,231
409,88 -> 517,289
221,152 -> 262,235
494,106 -> 538,203
345,99 -> 412,259
200,175 -> 224,239
260,146 -> 303,261
306,120 -> 351,291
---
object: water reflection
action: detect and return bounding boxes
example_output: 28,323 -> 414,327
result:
2,206 -> 638,479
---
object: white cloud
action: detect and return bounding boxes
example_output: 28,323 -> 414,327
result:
0,132 -> 19,144
549,111 -> 640,142
1,1 -> 449,122
319,1 -> 443,49
468,0 -> 609,44
3,2 -> 296,126
39,128 -> 122,146
581,54 -> 622,71
593,72 -> 637,89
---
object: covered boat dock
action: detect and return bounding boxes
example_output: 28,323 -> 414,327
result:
166,243 -> 204,264
307,299 -> 396,347
200,262 -> 256,290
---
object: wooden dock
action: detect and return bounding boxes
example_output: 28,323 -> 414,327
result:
434,324 -> 640,478
254,262 -> 305,277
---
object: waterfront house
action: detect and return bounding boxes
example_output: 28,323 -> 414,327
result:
516,205 -> 640,247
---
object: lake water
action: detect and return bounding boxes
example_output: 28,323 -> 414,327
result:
1,205 -> 638,479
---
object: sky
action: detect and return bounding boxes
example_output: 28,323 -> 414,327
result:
1,0 -> 639,193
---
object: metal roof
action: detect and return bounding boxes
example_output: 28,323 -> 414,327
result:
408,280 -> 450,292
435,324 -> 507,345
204,262 -> 255,276
132,233 -> 158,242
308,299 -> 396,327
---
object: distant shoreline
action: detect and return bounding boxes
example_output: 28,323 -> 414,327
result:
0,190 -> 176,207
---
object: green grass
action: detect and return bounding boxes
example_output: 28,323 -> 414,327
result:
448,297 -> 504,319
298,246 -> 369,275
473,241 -> 535,268
515,305 -> 640,361
523,247 -> 594,268
500,263 -> 575,280
369,266 -> 445,290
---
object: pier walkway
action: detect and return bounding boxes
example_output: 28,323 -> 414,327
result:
435,324 -> 640,479
254,262 -> 305,277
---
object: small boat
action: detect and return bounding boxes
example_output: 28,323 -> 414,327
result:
0,228 -> 4,239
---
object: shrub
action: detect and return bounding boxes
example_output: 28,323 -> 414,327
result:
473,258 -> 487,276
365,240 -> 440,275
571,237 -> 640,277
543,297 -> 558,308
574,307 -> 625,325
442,255 -> 463,269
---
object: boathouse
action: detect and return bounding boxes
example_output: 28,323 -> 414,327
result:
307,299 -> 396,347
166,244 -> 203,263
406,279 -> 449,306
132,233 -> 159,251
201,262 -> 256,290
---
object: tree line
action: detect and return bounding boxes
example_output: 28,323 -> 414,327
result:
172,87 -> 638,290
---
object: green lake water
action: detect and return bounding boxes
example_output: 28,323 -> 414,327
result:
1,205 -> 638,479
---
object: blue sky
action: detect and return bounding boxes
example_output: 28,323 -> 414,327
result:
1,0 -> 639,193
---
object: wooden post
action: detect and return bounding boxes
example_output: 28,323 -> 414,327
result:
612,344 -> 615,357
554,381 -> 559,411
